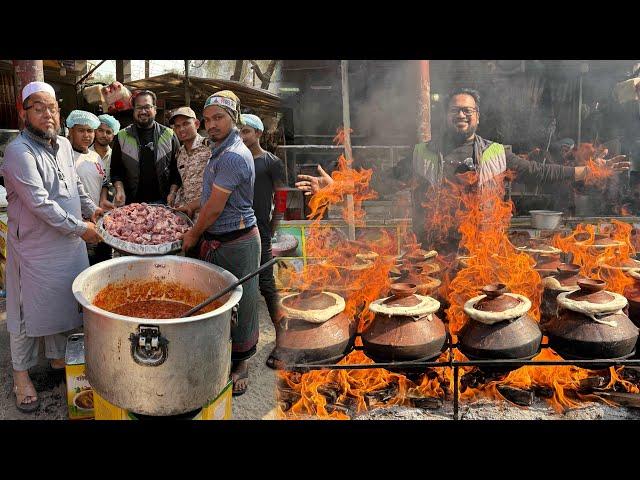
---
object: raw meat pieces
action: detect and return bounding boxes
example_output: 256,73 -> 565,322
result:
103,203 -> 190,245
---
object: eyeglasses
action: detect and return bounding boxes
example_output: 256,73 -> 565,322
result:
134,105 -> 155,112
448,107 -> 478,116
24,101 -> 59,115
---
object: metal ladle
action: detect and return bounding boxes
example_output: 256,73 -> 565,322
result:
180,257 -> 280,317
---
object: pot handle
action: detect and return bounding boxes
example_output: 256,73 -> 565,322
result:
129,325 -> 169,367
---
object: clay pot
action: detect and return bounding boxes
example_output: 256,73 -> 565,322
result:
541,263 -> 587,329
624,270 -> 640,328
546,279 -> 639,360
276,291 -> 355,364
361,283 -> 446,362
458,283 -> 542,361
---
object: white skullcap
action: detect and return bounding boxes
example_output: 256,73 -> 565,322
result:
22,81 -> 56,102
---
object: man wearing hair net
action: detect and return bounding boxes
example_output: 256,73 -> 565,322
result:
0,82 -> 104,413
240,113 -> 285,370
67,110 -> 112,264
91,113 -> 120,181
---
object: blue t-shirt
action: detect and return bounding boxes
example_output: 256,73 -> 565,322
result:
202,129 -> 257,235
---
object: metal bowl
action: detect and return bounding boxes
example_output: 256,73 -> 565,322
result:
96,205 -> 194,256
530,210 -> 563,230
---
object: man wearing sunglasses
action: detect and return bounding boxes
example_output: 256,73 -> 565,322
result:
110,89 -> 181,206
1,82 -> 104,413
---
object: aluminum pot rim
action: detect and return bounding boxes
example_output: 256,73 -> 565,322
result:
529,210 -> 563,216
72,255 -> 243,325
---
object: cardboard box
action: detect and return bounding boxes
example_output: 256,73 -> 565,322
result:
0,212 -> 7,234
0,256 -> 5,289
65,334 -> 94,420
93,381 -> 233,420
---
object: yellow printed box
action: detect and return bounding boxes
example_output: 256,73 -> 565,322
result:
93,381 -> 233,420
65,334 -> 94,420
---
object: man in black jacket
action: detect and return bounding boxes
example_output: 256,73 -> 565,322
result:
110,90 -> 181,206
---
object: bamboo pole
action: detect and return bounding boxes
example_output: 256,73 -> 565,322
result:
184,60 -> 191,107
418,60 -> 431,143
341,60 -> 356,241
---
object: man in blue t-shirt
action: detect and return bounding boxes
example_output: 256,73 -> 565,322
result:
181,90 -> 260,397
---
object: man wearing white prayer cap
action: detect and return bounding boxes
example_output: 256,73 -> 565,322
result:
0,82 -> 105,413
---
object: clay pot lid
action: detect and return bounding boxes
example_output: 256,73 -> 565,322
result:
566,279 -> 614,303
382,283 -> 422,307
520,238 -> 560,251
621,258 -> 640,268
282,290 -> 340,311
509,230 -> 531,247
474,283 -> 523,312
404,249 -> 437,263
593,236 -> 623,247
389,266 -> 403,278
356,251 -> 379,263
535,255 -> 563,271
458,255 -> 474,268
574,232 -> 623,248
553,263 -> 586,286
602,258 -> 640,270
335,261 -> 374,272
627,269 -> 640,282
414,261 -> 440,274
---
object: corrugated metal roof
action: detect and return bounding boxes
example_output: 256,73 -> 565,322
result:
124,72 -> 280,113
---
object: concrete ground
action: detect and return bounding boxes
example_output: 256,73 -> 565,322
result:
0,297 -> 279,420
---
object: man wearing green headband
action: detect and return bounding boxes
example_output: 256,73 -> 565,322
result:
181,90 -> 260,396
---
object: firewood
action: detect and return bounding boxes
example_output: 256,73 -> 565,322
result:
278,388 -> 301,404
497,384 -> 534,406
317,385 -> 339,404
578,376 -> 607,391
533,386 -> 554,399
407,395 -> 443,410
594,391 -> 640,409
326,403 -> 351,416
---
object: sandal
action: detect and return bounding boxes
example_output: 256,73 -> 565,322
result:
265,353 -> 284,370
230,361 -> 249,397
13,384 -> 41,413
46,361 -> 66,383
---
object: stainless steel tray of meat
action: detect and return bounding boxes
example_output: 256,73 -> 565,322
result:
96,204 -> 194,256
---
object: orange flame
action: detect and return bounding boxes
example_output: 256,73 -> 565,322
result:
552,220 -> 635,294
278,133 -> 640,418
333,127 -> 353,146
584,159 -> 613,186
277,350 -> 449,419
439,172 -> 542,335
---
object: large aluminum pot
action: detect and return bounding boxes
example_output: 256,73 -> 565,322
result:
72,256 -> 242,416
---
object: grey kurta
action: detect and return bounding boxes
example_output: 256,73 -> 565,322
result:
0,130 -> 97,336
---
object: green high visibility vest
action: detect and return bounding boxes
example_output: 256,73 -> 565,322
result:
412,140 -> 506,187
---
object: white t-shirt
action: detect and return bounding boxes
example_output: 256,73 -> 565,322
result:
73,149 -> 106,207
90,144 -> 112,182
